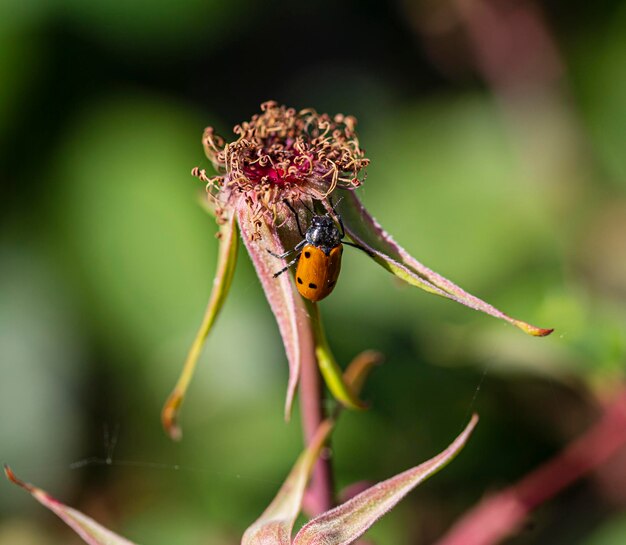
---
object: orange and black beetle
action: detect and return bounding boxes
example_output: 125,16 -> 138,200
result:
270,201 -> 365,302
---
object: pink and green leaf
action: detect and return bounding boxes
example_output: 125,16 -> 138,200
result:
237,209 -> 316,420
242,419 -> 334,545
292,414 -> 479,545
336,192 -> 553,337
4,466 -> 138,545
162,211 -> 239,440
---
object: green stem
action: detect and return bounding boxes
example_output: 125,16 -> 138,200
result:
308,301 -> 367,410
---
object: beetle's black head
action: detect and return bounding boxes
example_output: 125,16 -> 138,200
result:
305,214 -> 342,254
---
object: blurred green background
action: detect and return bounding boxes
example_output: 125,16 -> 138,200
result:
1,1 -> 625,544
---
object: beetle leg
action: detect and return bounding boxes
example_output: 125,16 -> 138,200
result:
267,239 -> 306,260
343,240 -> 374,257
268,248 -> 296,259
272,253 -> 302,278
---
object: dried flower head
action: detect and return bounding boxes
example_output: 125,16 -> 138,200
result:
195,100 -> 368,235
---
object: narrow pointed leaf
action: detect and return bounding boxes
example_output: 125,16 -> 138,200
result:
308,301 -> 368,411
293,414 -> 479,545
4,466 -> 138,545
237,209 -> 315,420
242,420 -> 334,545
162,212 -> 238,440
336,192 -> 553,337
341,350 -> 383,399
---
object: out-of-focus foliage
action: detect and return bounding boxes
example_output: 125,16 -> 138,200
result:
585,515 -> 626,545
1,1 -> 625,544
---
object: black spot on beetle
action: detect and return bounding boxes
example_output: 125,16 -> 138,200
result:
308,282 -> 318,289
328,280 -> 336,287
304,251 -> 311,258
297,277 -> 303,284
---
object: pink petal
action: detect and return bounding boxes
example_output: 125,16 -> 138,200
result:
336,192 -> 553,337
292,414 -> 479,545
242,420 -> 334,545
5,466 -> 138,545
236,209 -> 315,419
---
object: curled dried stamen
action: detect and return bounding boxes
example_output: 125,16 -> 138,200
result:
197,102 -> 369,237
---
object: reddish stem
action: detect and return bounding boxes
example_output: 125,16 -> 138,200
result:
300,341 -> 334,516
434,390 -> 626,545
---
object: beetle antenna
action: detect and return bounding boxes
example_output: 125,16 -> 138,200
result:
299,199 -> 315,216
337,213 -> 346,238
327,196 -> 345,236
328,195 -> 344,212
283,200 -> 305,238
